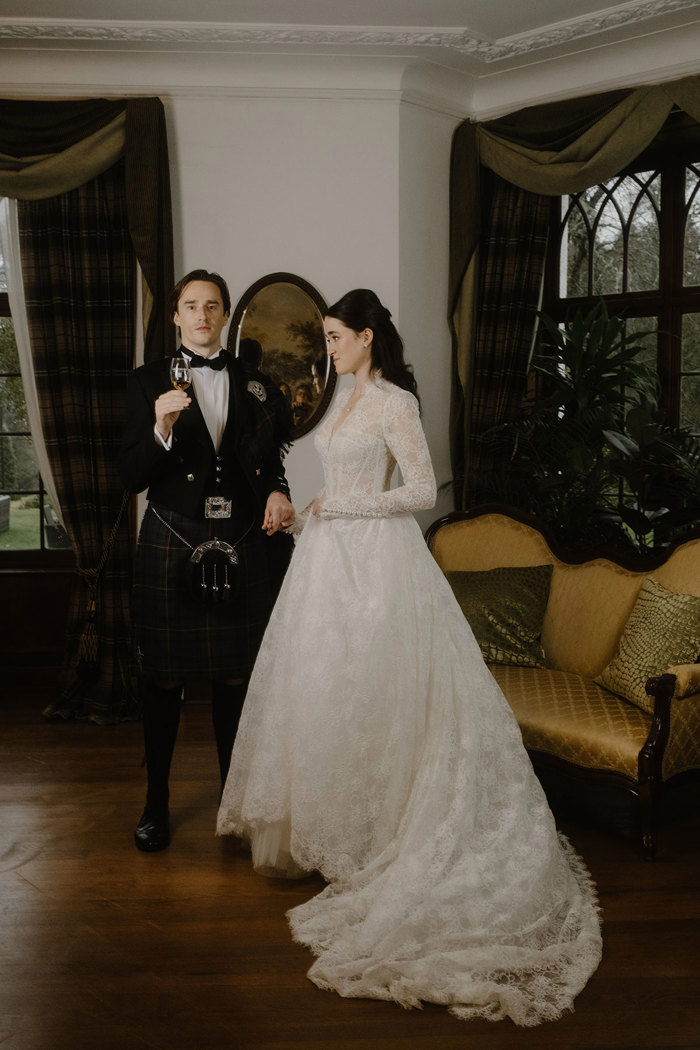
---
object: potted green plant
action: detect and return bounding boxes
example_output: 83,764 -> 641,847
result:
471,302 -> 700,553
604,401 -> 700,551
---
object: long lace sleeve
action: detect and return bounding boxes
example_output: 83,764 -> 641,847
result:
320,390 -> 436,519
285,490 -> 326,535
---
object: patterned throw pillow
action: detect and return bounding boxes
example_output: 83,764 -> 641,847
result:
595,576 -> 700,713
446,565 -> 553,667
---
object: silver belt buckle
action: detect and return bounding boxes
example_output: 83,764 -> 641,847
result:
204,496 -> 232,519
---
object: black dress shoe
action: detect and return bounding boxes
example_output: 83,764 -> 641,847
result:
134,809 -> 170,852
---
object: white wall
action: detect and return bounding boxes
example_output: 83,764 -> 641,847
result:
398,78 -> 459,528
0,48 -> 465,521
167,90 -> 401,510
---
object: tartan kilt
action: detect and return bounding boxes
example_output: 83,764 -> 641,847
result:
132,502 -> 274,680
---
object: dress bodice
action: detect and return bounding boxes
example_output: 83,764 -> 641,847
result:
312,376 -> 437,519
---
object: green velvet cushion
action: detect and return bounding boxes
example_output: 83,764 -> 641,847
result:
595,576 -> 700,713
446,565 -> 553,667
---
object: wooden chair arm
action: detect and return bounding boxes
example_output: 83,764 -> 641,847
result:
664,663 -> 700,700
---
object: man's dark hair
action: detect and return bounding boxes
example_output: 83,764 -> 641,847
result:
169,269 -> 231,317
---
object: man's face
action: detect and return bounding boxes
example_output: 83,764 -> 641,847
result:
173,280 -> 230,356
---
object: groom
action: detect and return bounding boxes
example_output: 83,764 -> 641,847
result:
120,268 -> 294,852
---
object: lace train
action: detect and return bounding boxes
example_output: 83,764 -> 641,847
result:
217,377 -> 602,1026
288,832 -> 600,1026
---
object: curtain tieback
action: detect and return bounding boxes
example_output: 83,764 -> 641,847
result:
76,490 -> 131,673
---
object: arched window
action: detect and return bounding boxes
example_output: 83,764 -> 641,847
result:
542,115 -> 700,433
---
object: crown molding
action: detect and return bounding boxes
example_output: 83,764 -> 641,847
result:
472,56 -> 700,121
482,0 -> 699,62
0,1 -> 697,64
0,80 -> 468,120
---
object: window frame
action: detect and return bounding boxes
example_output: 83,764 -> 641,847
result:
541,112 -> 700,429
0,289 -> 74,570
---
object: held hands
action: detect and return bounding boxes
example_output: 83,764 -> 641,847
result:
311,497 -> 325,517
263,491 -> 295,535
154,389 -> 191,441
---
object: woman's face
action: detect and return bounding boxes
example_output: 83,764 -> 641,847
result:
324,316 -> 372,376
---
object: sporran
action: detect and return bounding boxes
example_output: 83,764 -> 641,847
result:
187,538 -> 240,602
149,505 -> 250,604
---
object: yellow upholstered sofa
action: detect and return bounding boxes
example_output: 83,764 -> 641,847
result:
426,505 -> 700,856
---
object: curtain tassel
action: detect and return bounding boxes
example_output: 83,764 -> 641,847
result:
77,594 -> 99,676
74,490 -> 130,678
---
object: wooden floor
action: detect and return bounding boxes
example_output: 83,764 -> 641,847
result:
1,669 -> 700,1050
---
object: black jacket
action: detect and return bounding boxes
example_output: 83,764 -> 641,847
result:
119,353 -> 291,521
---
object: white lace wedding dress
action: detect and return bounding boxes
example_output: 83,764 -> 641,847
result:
217,374 -> 602,1027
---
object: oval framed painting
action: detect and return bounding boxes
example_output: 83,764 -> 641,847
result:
228,272 -> 336,439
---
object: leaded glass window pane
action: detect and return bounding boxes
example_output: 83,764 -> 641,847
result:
681,313 -> 700,433
625,315 -> 658,371
561,201 -> 590,298
561,172 -> 660,297
627,174 -> 660,292
0,493 -> 40,550
682,312 -> 700,370
593,195 -> 624,295
684,164 -> 700,285
0,304 -> 48,549
0,434 -> 39,492
680,375 -> 700,432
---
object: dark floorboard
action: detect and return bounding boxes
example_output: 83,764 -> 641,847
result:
1,669 -> 699,1050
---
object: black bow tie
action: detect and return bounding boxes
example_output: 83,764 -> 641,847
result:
186,349 -> 228,371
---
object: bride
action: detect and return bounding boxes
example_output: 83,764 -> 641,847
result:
217,288 -> 602,1027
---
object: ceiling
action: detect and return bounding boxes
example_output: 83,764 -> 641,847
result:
2,0 -> 700,79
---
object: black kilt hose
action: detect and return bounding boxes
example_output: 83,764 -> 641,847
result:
133,504 -> 276,680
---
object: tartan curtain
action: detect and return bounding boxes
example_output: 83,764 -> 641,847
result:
0,97 -> 174,362
461,174 -> 550,505
18,162 -> 138,723
0,97 -> 174,722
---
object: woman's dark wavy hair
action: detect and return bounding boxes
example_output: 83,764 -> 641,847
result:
325,288 -> 419,405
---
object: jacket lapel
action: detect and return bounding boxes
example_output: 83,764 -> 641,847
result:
223,356 -> 258,493
178,395 -> 210,449
225,356 -> 246,449
167,353 -> 211,450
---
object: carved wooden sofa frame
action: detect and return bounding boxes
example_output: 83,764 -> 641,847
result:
425,504 -> 700,857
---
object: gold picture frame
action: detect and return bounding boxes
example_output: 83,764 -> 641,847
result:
228,273 -> 336,439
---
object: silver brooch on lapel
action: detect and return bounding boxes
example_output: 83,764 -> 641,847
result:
247,380 -> 267,402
